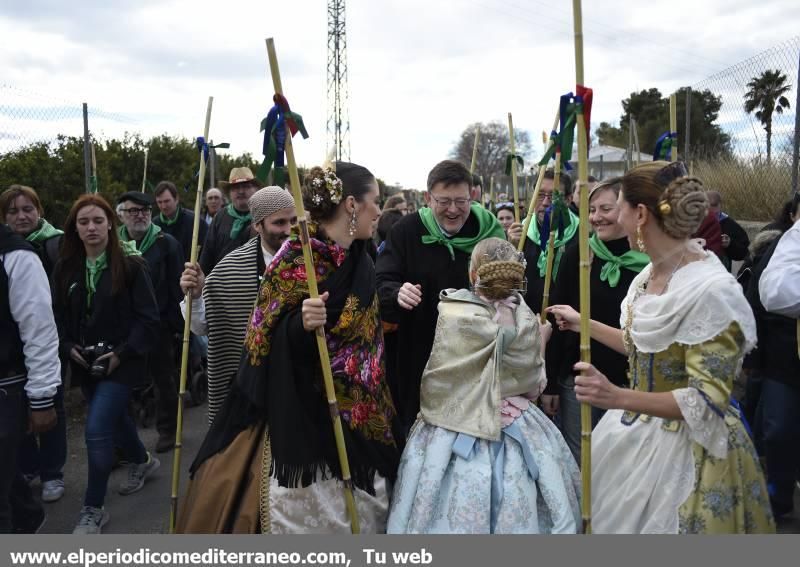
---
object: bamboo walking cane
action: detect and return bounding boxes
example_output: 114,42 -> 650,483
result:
469,126 -> 480,175
669,93 -> 679,160
141,148 -> 149,192
169,96 -> 213,534
572,0 -> 592,534
489,175 -> 495,205
507,113 -> 521,223
519,112 -> 560,257
266,37 -> 360,535
539,153 -> 562,325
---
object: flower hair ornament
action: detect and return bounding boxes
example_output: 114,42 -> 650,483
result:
309,167 -> 343,206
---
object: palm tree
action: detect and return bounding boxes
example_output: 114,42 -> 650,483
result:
744,69 -> 792,162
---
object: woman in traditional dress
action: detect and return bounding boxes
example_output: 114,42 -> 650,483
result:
387,237 -> 581,534
548,161 -> 775,534
547,178 -> 649,463
177,162 -> 399,534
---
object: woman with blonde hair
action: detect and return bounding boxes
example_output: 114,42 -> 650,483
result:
388,237 -> 581,533
549,161 -> 774,533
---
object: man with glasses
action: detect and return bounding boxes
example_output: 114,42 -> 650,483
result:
377,160 -> 505,441
520,169 -> 577,314
117,192 -> 184,453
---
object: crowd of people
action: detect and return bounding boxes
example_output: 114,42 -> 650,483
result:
1,156 -> 798,535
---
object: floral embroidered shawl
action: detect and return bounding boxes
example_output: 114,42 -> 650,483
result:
191,224 -> 398,493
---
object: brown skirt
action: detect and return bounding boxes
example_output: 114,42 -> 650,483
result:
175,423 -> 265,534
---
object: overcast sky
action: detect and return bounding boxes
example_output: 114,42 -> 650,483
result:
1,0 -> 799,189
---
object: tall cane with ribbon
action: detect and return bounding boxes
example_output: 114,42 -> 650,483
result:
572,0 -> 593,534
169,97 -> 213,533
540,153 -> 565,323
265,37 -> 360,535
519,111 -> 560,256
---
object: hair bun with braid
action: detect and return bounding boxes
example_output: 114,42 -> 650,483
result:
475,260 -> 525,300
659,176 -> 708,239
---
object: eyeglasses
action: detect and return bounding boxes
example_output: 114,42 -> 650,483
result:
430,195 -> 471,209
536,192 -> 554,201
655,161 -> 688,188
120,206 -> 150,217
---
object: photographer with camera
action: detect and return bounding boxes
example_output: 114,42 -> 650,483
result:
53,195 -> 160,534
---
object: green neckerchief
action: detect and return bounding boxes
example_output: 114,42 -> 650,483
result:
119,222 -> 161,254
85,243 -> 141,307
419,202 -> 506,260
26,218 -> 63,244
588,234 -> 650,288
159,207 -> 181,226
527,208 -> 580,280
226,203 -> 252,240
85,252 -> 108,309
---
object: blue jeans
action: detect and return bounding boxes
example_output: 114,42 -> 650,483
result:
82,380 -> 147,508
18,386 -> 67,482
756,378 -> 800,512
558,375 -> 606,465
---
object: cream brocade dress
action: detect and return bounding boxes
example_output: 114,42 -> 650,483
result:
591,252 -> 775,534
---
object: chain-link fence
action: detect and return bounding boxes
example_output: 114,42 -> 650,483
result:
0,83 -> 139,154
690,37 -> 799,222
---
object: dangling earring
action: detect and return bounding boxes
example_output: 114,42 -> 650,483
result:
348,208 -> 357,237
636,225 -> 646,253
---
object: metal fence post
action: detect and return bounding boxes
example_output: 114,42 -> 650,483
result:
82,103 -> 91,194
792,50 -> 800,195
685,87 -> 692,163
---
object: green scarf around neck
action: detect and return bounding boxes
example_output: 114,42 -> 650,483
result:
26,218 -> 63,244
588,234 -> 650,288
419,202 -> 506,260
85,243 -> 141,307
118,222 -> 161,254
85,252 -> 108,308
526,209 -> 580,280
159,207 -> 181,226
226,203 -> 252,240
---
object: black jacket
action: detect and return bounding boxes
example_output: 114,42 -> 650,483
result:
54,255 -> 160,388
719,215 -> 750,269
743,233 -> 800,387
547,237 -> 638,392
139,231 -> 184,332
154,207 -> 207,262
0,225 -> 34,377
199,207 -> 254,275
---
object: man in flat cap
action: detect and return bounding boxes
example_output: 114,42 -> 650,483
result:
117,191 -> 184,452
180,186 -> 296,422
199,167 -> 261,275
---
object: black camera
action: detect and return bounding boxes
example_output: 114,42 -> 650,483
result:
81,341 -> 115,380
